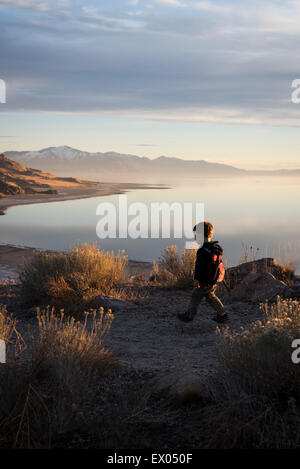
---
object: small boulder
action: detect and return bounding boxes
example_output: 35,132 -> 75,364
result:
152,371 -> 206,403
91,294 -> 128,312
175,373 -> 206,403
227,258 -> 294,288
230,271 -> 293,303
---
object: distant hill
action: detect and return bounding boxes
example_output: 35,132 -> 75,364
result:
0,153 -> 96,198
5,146 -> 246,182
5,146 -> 300,183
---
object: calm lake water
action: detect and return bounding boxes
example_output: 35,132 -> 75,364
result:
1,177 -> 300,272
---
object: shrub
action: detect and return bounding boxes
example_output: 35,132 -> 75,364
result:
19,243 -> 128,311
35,306 -> 114,372
279,259 -> 296,286
0,305 -> 114,448
0,305 -> 25,359
33,306 -> 114,437
153,245 -> 197,288
193,394 -> 300,449
217,296 -> 300,400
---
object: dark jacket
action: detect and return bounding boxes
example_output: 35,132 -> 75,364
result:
194,240 -> 223,283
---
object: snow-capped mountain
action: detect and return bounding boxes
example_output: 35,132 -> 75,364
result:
5,146 -> 300,183
4,146 -> 246,182
10,146 -> 93,161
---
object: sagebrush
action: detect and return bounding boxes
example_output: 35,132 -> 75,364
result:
20,243 -> 128,311
35,306 -> 114,371
217,296 -> 300,399
152,245 -> 197,288
0,305 -> 114,448
0,305 -> 25,359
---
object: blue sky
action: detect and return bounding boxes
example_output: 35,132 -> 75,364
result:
1,0 -> 300,169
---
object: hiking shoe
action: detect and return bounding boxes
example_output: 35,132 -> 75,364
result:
213,313 -> 228,324
177,312 -> 193,323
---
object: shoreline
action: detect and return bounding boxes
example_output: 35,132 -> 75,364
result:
0,181 -> 168,215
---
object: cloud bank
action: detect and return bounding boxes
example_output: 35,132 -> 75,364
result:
1,0 -> 300,126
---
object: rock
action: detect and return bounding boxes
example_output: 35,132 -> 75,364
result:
291,283 -> 300,300
129,274 -> 145,282
175,373 -> 206,402
152,372 -> 206,403
0,178 -> 26,195
230,271 -> 293,303
40,189 -> 58,195
227,258 -> 293,288
91,294 -> 128,312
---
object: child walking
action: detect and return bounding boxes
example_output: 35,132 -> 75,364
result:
178,221 -> 228,324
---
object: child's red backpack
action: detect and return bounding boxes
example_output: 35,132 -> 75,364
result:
204,248 -> 225,284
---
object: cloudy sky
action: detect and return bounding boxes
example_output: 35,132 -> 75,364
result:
1,0 -> 300,168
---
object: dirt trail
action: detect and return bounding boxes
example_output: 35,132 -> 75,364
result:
104,288 -> 262,379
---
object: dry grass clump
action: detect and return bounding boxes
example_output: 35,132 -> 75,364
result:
188,299 -> 300,448
20,243 -> 128,312
0,305 -> 19,343
35,306 -> 114,372
278,259 -> 296,286
217,296 -> 300,399
0,305 -> 114,448
152,245 -> 197,288
192,393 -> 300,449
0,305 -> 25,359
241,243 -> 260,264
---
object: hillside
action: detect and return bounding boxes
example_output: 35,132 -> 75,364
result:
0,153 -> 96,198
0,153 -> 158,215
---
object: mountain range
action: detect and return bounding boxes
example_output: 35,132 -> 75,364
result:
4,146 -> 300,183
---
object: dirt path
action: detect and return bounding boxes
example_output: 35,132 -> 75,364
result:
104,288 -> 262,380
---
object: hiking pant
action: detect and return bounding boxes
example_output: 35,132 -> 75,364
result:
186,283 -> 224,320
